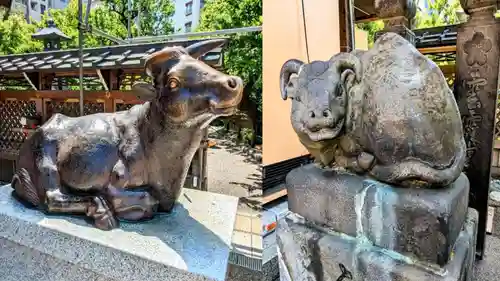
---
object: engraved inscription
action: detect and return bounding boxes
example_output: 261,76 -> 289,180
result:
462,69 -> 486,168
464,32 -> 492,66
336,264 -> 353,281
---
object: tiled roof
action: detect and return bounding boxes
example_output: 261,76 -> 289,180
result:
414,24 -> 458,49
0,38 -> 225,74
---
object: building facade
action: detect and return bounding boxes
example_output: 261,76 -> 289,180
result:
10,0 -> 97,22
172,0 -> 205,33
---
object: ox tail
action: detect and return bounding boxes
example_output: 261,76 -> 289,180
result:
368,143 -> 466,188
11,168 -> 41,207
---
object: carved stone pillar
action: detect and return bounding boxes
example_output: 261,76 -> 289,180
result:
454,0 -> 499,260
373,0 -> 417,45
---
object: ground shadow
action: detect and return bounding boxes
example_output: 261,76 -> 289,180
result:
208,129 -> 262,165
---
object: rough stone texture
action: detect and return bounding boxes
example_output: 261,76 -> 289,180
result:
454,0 -> 500,258
277,210 -> 478,281
286,164 -> 470,266
490,191 -> 500,207
475,235 -> 500,281
0,184 -> 238,281
280,33 -> 466,188
262,256 -> 279,281
226,263 -> 263,281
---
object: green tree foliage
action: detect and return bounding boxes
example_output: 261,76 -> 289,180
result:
357,0 -> 462,47
99,0 -> 175,36
356,21 -> 384,47
414,0 -> 461,28
0,11 -> 43,55
36,0 -> 127,49
0,0 -> 175,55
197,0 -> 262,142
198,0 -> 262,111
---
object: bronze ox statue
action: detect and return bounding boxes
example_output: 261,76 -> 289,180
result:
11,39 -> 243,230
280,32 -> 466,188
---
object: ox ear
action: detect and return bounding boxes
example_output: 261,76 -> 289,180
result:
144,47 -> 185,77
329,52 -> 362,95
185,39 -> 227,59
132,82 -> 156,101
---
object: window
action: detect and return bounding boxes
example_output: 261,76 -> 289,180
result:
30,2 -> 37,11
185,1 -> 192,15
40,4 -> 46,13
185,21 -> 192,33
200,0 -> 204,8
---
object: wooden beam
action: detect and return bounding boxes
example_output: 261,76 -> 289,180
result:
354,16 -> 379,24
262,184 -> 288,205
22,72 -> 38,91
418,45 -> 457,54
41,73 -> 55,90
1,68 -> 145,79
0,90 -> 144,103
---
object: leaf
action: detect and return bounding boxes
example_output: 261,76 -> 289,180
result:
197,0 -> 263,113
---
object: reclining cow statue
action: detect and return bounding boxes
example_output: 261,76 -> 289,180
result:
11,39 -> 243,230
280,32 -> 466,188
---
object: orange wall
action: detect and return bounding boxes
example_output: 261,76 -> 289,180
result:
355,28 -> 369,50
262,0 -> 341,165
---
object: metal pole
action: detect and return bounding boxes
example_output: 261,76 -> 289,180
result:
78,0 -> 84,116
127,0 -> 132,39
127,26 -> 263,44
84,0 -> 92,27
26,0 -> 31,24
344,0 -> 355,51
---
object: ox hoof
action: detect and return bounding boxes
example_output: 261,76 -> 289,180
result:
87,197 -> 119,230
118,208 -> 156,222
313,160 -> 325,169
94,211 -> 119,230
357,152 -> 375,170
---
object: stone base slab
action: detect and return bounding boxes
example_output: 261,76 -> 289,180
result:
286,164 -> 470,266
277,209 -> 478,281
0,184 -> 238,281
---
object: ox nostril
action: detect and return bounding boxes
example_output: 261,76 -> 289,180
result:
227,78 -> 238,89
309,111 -> 315,118
323,109 -> 331,118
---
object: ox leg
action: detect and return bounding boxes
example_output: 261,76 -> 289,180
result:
45,189 -> 119,230
38,149 -> 118,230
105,185 -> 159,221
334,148 -> 364,173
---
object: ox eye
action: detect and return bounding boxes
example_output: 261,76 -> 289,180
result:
168,78 -> 179,90
294,96 -> 301,102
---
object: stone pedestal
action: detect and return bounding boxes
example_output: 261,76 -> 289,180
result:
277,164 -> 478,281
0,184 -> 238,281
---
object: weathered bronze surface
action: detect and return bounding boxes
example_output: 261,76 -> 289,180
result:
454,0 -> 499,259
10,39 -> 243,230
280,32 -> 466,188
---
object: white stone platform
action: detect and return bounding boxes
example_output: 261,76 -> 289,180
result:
0,184 -> 239,281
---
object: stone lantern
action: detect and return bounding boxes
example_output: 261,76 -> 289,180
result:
32,18 -> 71,51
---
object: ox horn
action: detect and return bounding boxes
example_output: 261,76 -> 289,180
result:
279,59 -> 304,100
185,39 -> 227,59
